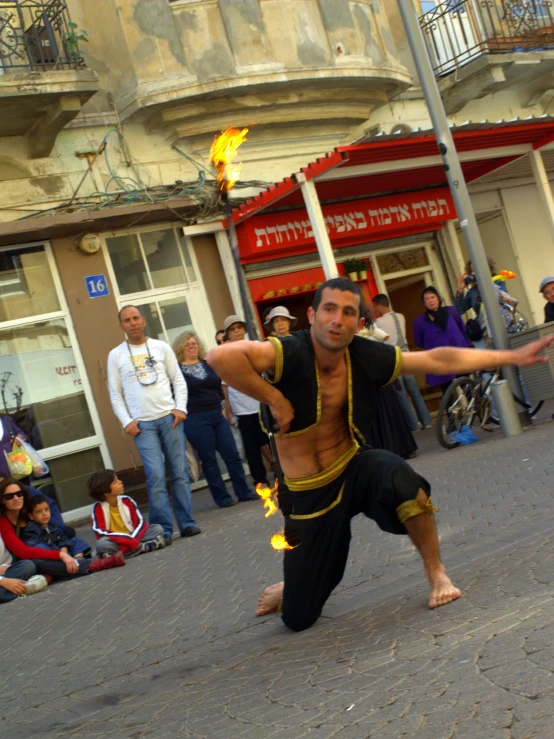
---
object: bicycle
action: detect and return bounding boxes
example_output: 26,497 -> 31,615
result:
436,370 -> 544,450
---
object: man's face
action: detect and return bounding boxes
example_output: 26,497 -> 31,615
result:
543,282 -> 554,304
373,302 -> 384,317
29,501 -> 51,526
308,288 -> 363,352
120,308 -> 147,342
227,323 -> 246,342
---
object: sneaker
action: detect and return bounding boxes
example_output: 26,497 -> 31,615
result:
218,500 -> 235,508
24,575 -> 48,596
154,533 -> 167,549
239,493 -> 260,502
180,525 -> 201,537
164,534 -> 174,546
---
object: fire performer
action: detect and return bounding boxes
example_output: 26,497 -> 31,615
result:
208,277 -> 554,632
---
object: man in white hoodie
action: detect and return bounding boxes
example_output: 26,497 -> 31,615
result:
107,305 -> 200,544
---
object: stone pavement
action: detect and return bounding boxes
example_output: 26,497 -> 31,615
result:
2,421 -> 554,738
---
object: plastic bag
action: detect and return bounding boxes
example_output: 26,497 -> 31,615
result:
4,442 -> 33,479
450,425 -> 479,445
19,440 -> 49,477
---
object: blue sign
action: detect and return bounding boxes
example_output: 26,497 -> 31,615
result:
85,274 -> 109,299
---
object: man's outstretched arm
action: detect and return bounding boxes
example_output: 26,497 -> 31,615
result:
401,335 -> 554,378
207,340 -> 294,433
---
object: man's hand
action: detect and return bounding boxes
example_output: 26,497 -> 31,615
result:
224,408 -> 236,427
0,565 -> 9,576
1,577 -> 27,595
60,552 -> 79,574
511,335 -> 554,367
124,420 -> 140,436
171,409 -> 186,428
269,393 -> 295,435
457,273 -> 466,292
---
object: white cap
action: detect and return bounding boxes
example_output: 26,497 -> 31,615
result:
263,306 -> 298,326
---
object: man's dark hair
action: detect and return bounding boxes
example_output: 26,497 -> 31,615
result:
88,469 -> 117,502
312,278 -> 366,317
465,257 -> 496,278
28,493 -> 49,513
118,305 -> 143,323
373,294 -> 390,308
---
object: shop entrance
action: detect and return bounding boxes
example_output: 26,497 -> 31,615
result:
369,242 -> 449,414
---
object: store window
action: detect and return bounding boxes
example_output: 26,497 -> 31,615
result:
0,243 -> 110,514
102,224 -> 214,349
106,227 -> 196,296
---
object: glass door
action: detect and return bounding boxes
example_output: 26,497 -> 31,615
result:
0,243 -> 111,515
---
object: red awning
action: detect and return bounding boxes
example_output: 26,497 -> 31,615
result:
232,117 -> 554,225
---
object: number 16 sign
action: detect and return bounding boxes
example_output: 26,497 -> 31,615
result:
85,274 -> 109,299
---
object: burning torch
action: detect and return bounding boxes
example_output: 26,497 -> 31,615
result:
209,128 -> 300,551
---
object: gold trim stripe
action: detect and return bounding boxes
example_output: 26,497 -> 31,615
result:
397,497 -> 439,524
290,481 -> 346,520
384,345 -> 403,386
264,336 -> 283,384
285,441 -> 359,491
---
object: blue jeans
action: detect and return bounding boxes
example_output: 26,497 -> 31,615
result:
134,413 -> 197,536
396,375 -> 432,428
0,560 -> 36,604
183,410 -> 253,506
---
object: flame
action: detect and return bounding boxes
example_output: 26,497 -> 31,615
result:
209,126 -> 249,193
256,482 -> 278,518
271,531 -> 295,551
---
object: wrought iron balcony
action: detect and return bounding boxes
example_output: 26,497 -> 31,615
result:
0,0 -> 85,72
420,0 -> 554,76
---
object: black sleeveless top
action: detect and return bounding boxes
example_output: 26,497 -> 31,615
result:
263,330 -> 402,443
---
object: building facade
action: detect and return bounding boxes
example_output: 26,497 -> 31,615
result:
1,0 -> 554,519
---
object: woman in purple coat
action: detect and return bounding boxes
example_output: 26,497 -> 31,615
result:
413,286 -> 473,394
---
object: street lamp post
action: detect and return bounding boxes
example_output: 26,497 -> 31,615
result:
397,0 -> 528,428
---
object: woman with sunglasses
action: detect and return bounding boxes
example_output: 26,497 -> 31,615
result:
0,478 -> 124,580
173,331 -> 258,507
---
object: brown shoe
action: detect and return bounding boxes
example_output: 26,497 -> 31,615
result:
89,550 -> 126,573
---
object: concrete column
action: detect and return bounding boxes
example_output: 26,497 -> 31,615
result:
445,219 -> 466,274
297,174 -> 339,279
529,149 -> 554,244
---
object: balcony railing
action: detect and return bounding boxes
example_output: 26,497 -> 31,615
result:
0,0 -> 84,73
420,0 -> 554,76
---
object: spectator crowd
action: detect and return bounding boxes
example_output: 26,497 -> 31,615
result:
2,263 -> 553,605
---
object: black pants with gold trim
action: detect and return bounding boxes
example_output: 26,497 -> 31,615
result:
282,448 -> 430,632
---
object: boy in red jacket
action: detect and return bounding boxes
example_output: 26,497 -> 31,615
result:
89,470 -> 166,558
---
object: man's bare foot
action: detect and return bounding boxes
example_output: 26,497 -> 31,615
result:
256,582 -> 284,616
427,568 -> 462,609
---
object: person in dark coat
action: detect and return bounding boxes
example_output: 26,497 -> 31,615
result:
413,286 -> 473,394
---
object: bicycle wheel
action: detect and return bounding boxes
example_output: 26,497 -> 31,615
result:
436,376 -> 478,450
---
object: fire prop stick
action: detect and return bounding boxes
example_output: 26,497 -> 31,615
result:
209,127 -> 300,551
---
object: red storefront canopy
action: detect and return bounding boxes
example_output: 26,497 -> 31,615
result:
232,116 -> 554,231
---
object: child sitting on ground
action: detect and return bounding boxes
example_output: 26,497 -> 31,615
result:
88,470 -> 165,558
23,494 -> 91,558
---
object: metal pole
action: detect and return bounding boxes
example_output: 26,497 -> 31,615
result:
491,380 -> 522,437
397,0 -> 528,427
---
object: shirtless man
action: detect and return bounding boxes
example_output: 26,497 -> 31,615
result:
207,278 -> 552,632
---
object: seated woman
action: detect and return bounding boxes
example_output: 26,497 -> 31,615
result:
173,331 -> 258,508
0,478 -> 124,581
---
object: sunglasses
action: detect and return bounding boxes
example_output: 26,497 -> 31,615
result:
2,491 -> 24,501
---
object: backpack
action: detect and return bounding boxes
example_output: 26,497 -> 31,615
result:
465,317 -> 483,343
